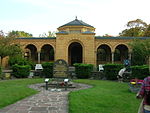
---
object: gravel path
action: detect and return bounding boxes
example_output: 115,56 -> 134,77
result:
0,82 -> 92,113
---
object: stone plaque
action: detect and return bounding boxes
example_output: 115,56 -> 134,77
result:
53,59 -> 68,78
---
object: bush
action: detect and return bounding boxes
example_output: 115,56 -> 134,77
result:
131,65 -> 149,79
103,64 -> 124,80
9,55 -> 28,66
42,62 -> 53,78
74,63 -> 93,79
9,55 -> 35,70
12,64 -> 31,78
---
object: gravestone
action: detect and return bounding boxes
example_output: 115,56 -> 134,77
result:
53,59 -> 69,78
34,64 -> 43,76
52,59 -> 70,90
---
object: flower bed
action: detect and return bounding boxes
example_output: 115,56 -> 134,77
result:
129,79 -> 143,93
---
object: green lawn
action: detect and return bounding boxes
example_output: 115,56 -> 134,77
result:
0,78 -> 43,109
69,79 -> 141,113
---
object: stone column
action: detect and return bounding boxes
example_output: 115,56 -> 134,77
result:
111,52 -> 114,64
38,51 -> 41,64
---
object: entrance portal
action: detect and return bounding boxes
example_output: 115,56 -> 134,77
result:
68,42 -> 82,65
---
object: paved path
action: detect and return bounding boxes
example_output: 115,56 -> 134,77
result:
0,83 -> 92,113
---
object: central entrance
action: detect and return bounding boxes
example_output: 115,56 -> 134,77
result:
68,42 -> 83,65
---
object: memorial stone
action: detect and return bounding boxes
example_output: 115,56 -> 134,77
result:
53,59 -> 68,78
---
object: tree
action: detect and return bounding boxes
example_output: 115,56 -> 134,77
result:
39,31 -> 56,37
143,24 -> 150,37
129,39 -> 150,66
119,19 -> 148,37
0,31 -> 22,66
7,30 -> 32,38
102,34 -> 113,37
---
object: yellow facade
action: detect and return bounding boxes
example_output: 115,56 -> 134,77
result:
8,18 -> 138,67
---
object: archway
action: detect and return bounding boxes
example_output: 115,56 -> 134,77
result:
97,44 -> 111,65
25,44 -> 37,62
68,42 -> 83,65
114,44 -> 129,63
41,44 -> 54,62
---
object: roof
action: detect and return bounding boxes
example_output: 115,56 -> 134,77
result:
95,36 -> 150,40
59,18 -> 94,28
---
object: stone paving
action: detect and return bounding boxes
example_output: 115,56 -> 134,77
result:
0,83 -> 92,113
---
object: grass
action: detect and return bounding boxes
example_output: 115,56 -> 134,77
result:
69,79 -> 141,113
0,78 -> 43,109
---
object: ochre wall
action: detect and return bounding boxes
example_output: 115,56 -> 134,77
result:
56,33 -> 95,65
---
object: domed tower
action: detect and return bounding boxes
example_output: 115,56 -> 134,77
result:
56,18 -> 96,65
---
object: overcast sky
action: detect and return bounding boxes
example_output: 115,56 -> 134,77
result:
0,0 -> 150,37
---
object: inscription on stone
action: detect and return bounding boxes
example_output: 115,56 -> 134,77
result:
53,59 -> 68,78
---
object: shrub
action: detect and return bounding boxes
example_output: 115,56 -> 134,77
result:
9,55 -> 28,66
74,63 -> 93,79
42,62 -> 53,78
26,60 -> 35,70
12,64 -> 31,78
131,65 -> 149,79
103,64 -> 124,80
9,55 -> 35,70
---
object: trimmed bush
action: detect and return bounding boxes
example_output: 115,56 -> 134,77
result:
9,55 -> 27,66
74,63 -> 93,79
9,55 -> 35,70
12,64 -> 31,78
42,62 -> 53,78
131,65 -> 149,79
103,64 -> 124,80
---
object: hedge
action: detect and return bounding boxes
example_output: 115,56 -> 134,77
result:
131,65 -> 149,79
42,62 -> 53,78
103,64 -> 124,80
9,55 -> 35,70
74,63 -> 93,79
12,64 -> 31,78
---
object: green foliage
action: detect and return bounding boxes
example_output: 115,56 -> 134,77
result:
143,24 -> 150,37
0,33 -> 22,66
129,39 -> 150,65
9,55 -> 28,66
74,63 -> 93,79
12,64 -> 31,78
119,27 -> 144,37
9,55 -> 35,70
103,64 -> 124,80
0,78 -> 43,109
69,79 -> 140,113
119,19 -> 148,37
131,65 -> 149,79
8,30 -> 32,38
42,62 -> 53,78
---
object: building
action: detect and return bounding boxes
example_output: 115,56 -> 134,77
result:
13,18 -> 150,66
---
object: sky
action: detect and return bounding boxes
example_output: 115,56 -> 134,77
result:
0,0 -> 150,37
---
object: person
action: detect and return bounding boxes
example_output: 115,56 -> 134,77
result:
117,68 -> 126,82
137,76 -> 150,113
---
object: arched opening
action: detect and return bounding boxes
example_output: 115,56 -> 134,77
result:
114,44 -> 129,63
68,42 -> 83,65
97,44 -> 111,65
41,44 -> 54,62
25,44 -> 37,62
